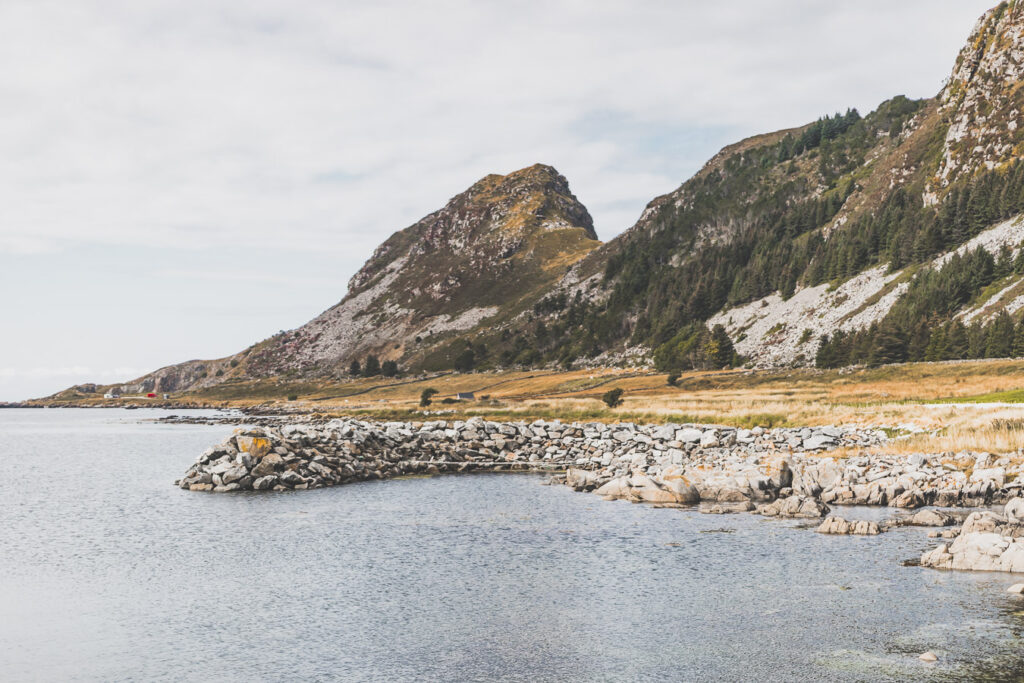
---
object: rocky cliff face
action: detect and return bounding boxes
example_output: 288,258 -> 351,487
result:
930,1 -> 1024,198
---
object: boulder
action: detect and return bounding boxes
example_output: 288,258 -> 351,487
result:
636,485 -> 680,505
803,434 -> 835,451
920,515 -> 1024,573
961,511 -> 1005,534
699,430 -> 720,448
891,489 -> 926,509
594,478 -> 630,499
817,517 -> 882,535
1004,497 -> 1024,524
221,466 -> 248,485
565,468 -> 601,491
651,425 -> 676,441
759,495 -> 830,519
769,461 -> 793,490
971,467 -> 1006,488
676,428 -> 703,444
279,470 -> 305,487
661,478 -> 701,504
702,501 -> 756,515
253,475 -> 277,491
908,509 -> 955,527
251,452 -> 283,477
235,434 -> 272,458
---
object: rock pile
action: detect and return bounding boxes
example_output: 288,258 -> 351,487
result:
179,419 -> 1024,516
817,452 -> 1023,509
920,505 -> 1024,573
178,418 -> 565,492
178,419 -> 888,494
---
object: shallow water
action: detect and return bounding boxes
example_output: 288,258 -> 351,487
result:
1,408 -> 1023,682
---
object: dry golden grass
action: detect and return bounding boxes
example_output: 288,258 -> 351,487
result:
41,358 -> 1024,453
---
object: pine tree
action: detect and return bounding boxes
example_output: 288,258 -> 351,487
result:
947,322 -> 970,360
923,327 -> 947,362
1013,321 -> 1024,358
869,325 -> 908,366
985,312 -> 1015,358
704,325 -> 736,369
362,355 -> 381,377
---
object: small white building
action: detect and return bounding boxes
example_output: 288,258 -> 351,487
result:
103,390 -> 121,399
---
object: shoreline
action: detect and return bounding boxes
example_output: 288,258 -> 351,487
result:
176,415 -> 1024,577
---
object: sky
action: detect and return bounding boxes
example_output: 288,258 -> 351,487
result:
0,0 -> 998,401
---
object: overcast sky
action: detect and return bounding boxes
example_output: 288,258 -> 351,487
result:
0,0 -> 997,401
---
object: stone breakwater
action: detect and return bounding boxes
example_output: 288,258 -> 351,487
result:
177,418 -> 890,494
178,417 -> 1024,575
177,418 -> 1021,510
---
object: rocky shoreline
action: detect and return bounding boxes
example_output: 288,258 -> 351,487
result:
177,417 -> 1024,575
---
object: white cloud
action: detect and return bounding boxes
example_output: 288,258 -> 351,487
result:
0,0 -> 996,252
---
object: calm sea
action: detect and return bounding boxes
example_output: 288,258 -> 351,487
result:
1,408 -> 1022,682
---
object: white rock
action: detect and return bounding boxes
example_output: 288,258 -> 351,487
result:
971,467 -> 1006,487
676,428 -> 703,444
700,430 -> 720,448
1004,497 -> 1024,524
803,435 -> 836,451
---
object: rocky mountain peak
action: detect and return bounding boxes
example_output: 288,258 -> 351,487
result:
931,1 -> 1023,195
238,163 -> 599,377
348,163 -> 595,294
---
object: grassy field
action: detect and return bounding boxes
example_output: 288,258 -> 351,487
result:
39,358 -> 1024,454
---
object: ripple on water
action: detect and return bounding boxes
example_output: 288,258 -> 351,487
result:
1,408 -> 1023,682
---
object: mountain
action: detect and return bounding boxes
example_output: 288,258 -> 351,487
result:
103,164 -> 599,395
520,0 -> 1024,370
246,163 -> 598,377
54,1 -> 1024,400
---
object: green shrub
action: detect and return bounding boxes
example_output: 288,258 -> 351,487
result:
602,388 -> 624,408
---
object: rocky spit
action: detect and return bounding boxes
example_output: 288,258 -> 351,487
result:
177,417 -> 1024,575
